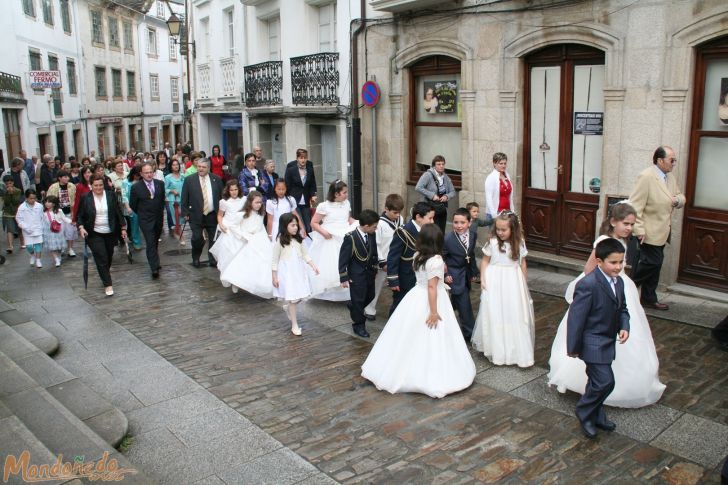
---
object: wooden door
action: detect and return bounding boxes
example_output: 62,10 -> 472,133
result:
522,45 -> 604,258
2,109 -> 21,161
678,36 -> 728,291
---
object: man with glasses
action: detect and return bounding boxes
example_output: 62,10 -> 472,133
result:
629,146 -> 685,311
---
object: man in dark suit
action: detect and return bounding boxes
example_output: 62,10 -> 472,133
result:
567,238 -> 630,439
386,201 -> 435,316
284,148 -> 317,233
339,210 -> 379,338
130,163 -> 166,278
443,208 -> 477,342
180,158 -> 224,267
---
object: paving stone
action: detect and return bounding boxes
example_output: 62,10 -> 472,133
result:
651,413 -> 728,468
12,321 -> 59,355
0,324 -> 37,359
191,475 -> 226,485
0,352 -> 36,398
13,351 -> 75,388
218,448 -> 319,485
0,308 -> 31,326
127,366 -> 202,406
125,389 -> 228,434
475,365 -> 548,392
295,472 -> 340,484
168,406 -> 254,447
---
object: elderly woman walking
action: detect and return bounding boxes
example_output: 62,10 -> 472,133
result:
415,154 -> 456,233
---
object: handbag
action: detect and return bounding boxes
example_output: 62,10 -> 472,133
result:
47,212 -> 62,233
428,171 -> 448,215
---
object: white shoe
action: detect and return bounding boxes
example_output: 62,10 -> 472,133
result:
30,255 -> 36,266
36,259 -> 43,268
232,286 -> 239,294
105,286 -> 114,296
54,257 -> 61,267
68,248 -> 76,257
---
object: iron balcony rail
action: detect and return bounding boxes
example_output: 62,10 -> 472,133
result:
290,52 -> 339,106
244,61 -> 282,107
0,72 -> 23,95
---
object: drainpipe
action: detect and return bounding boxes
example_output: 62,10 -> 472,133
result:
349,0 -> 366,216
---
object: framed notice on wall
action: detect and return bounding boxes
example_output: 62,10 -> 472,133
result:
573,112 -> 603,135
422,80 -> 458,115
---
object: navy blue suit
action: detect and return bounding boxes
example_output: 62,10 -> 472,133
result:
567,269 -> 630,427
339,230 -> 378,331
443,231 -> 477,342
129,179 -> 166,273
386,221 -> 419,315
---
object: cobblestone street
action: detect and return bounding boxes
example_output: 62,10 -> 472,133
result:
2,235 -> 727,483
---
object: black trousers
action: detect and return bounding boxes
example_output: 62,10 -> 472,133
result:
87,231 -> 116,287
434,209 -> 447,234
389,276 -> 415,316
349,276 -> 375,328
139,221 -> 162,272
296,205 -> 312,234
190,212 -> 218,262
631,242 -> 664,304
450,290 -> 475,342
575,362 -> 614,426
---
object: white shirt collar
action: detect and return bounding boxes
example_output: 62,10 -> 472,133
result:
412,221 -> 421,232
597,267 -> 616,285
654,164 -> 667,181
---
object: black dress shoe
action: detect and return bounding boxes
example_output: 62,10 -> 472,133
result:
642,300 -> 669,311
579,420 -> 597,439
595,419 -> 616,432
152,270 -> 160,279
208,257 -> 217,267
365,314 -> 376,321
192,259 -> 201,268
353,326 -> 370,338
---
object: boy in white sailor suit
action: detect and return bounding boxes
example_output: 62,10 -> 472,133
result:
339,210 -> 379,338
364,194 -> 405,321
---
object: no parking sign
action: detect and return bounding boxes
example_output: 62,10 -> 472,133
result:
361,81 -> 380,108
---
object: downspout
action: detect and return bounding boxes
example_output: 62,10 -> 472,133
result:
349,0 -> 366,216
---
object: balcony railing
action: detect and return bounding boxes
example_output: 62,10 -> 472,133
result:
244,61 -> 282,107
0,72 -> 23,96
290,52 -> 339,106
198,62 -> 212,100
219,56 -> 238,98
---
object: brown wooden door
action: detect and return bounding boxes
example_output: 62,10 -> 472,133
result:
522,45 -> 604,258
2,109 -> 21,161
678,36 -> 728,291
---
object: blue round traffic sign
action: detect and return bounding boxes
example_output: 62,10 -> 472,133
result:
362,81 -> 380,107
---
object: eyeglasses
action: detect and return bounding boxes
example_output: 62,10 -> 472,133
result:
662,158 -> 677,164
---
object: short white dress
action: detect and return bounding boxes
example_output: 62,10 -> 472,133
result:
208,197 -> 246,272
547,235 -> 666,408
307,200 -> 358,301
472,238 -> 535,367
361,255 -> 476,398
266,196 -> 297,239
42,210 -> 71,252
272,239 -> 313,302
219,213 -> 274,298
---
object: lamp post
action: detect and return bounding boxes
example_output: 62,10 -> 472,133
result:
165,2 -> 195,146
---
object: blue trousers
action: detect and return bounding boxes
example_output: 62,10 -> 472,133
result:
576,362 -> 615,425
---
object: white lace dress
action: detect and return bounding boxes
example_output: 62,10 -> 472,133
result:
219,212 -> 274,298
209,197 -> 246,272
361,255 -> 476,398
547,235 -> 666,407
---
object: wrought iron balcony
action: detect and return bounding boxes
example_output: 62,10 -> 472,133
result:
0,72 -> 23,95
244,61 -> 282,107
290,52 -> 339,106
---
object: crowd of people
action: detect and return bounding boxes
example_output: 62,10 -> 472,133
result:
1,144 -> 690,442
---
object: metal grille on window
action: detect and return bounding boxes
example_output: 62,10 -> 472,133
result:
290,53 -> 339,106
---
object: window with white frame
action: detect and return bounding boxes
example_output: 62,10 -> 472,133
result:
66,59 -> 77,95
112,69 -> 122,98
169,36 -> 177,61
60,0 -> 71,33
22,0 -> 36,17
123,21 -> 133,51
147,28 -> 158,56
268,17 -> 280,61
91,10 -> 103,44
108,16 -> 120,48
150,74 -> 159,99
95,66 -> 107,98
318,3 -> 336,52
156,1 -> 165,18
225,9 -> 234,57
126,71 -> 136,99
170,77 -> 179,100
29,50 -> 42,93
41,0 -> 53,25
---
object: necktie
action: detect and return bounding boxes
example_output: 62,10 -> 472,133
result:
362,233 -> 368,245
146,181 -> 155,197
610,277 -> 617,295
460,233 -> 469,249
201,176 -> 211,215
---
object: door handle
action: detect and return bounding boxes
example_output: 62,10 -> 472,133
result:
557,164 -> 564,174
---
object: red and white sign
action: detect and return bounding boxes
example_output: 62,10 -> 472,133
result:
28,70 -> 62,89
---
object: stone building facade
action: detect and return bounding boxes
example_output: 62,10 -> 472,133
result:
357,0 -> 728,292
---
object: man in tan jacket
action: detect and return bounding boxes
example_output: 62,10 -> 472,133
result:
629,146 -> 685,310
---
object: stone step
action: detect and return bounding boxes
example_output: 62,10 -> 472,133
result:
0,352 -> 150,484
0,321 -> 128,447
527,249 -> 584,276
0,307 -> 59,356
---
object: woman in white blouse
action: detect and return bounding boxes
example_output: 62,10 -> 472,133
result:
484,152 -> 514,219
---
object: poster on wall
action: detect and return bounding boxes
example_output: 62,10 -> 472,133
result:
423,80 -> 458,114
573,112 -> 603,135
720,78 -> 728,124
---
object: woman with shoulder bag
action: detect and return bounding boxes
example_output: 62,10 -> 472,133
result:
415,155 -> 456,233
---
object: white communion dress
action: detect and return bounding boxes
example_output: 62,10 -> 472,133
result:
219,212 -> 274,298
272,239 -> 313,302
208,197 -> 246,272
307,200 -> 358,301
361,255 -> 476,398
472,238 -> 535,368
547,235 -> 666,408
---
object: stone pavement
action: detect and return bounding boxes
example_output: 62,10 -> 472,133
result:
1,232 -> 727,483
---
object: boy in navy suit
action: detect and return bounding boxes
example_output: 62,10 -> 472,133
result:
386,201 -> 435,316
443,208 -> 477,342
567,238 -> 630,439
339,210 -> 379,338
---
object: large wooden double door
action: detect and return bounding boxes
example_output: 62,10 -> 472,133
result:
522,45 -> 605,258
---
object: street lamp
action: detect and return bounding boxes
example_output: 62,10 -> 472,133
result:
164,1 -> 195,146
165,12 -> 181,37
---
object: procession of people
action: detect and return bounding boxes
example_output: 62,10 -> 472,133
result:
2,144 -> 690,441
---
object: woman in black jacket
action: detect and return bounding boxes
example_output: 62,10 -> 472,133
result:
76,175 -> 127,296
